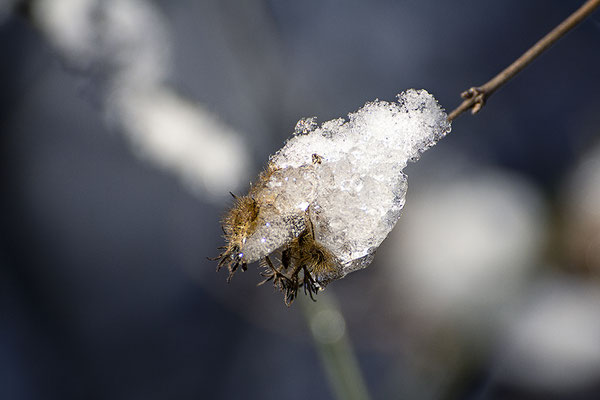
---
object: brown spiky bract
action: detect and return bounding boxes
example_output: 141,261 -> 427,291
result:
213,194 -> 259,281
258,220 -> 340,306
212,165 -> 275,281
214,162 -> 342,305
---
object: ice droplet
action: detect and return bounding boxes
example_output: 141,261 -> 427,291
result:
294,116 -> 318,135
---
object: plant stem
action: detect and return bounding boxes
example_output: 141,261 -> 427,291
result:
447,0 -> 600,121
300,293 -> 371,400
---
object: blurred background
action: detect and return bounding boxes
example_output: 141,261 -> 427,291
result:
1,0 -> 600,399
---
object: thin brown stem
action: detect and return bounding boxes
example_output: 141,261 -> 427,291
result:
447,0 -> 600,121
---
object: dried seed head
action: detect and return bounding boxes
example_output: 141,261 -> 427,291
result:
213,89 -> 451,305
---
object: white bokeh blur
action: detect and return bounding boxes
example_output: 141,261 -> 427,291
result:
32,0 -> 251,199
380,146 -> 600,392
563,142 -> 600,273
497,277 -> 600,390
491,140 -> 600,391
384,162 -> 546,330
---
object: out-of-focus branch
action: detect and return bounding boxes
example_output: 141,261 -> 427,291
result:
18,0 -> 251,199
448,0 -> 600,122
301,293 -> 371,400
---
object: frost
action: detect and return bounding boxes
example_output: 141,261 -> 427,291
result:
294,117 -> 318,135
243,89 -> 450,277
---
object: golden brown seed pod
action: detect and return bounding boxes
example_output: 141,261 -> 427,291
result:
214,194 -> 259,281
222,194 -> 259,241
292,224 -> 341,284
255,219 -> 341,305
214,163 -> 282,282
216,163 -> 342,304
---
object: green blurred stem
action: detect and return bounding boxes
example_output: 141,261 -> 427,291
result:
300,293 -> 371,400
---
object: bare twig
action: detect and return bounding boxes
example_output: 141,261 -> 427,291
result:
448,0 -> 600,121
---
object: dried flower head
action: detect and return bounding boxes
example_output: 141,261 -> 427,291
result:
213,89 -> 451,305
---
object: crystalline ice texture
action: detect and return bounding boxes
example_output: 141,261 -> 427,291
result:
243,89 -> 451,277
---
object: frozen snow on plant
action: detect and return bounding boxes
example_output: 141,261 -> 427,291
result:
217,89 -> 450,302
270,89 -> 449,273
